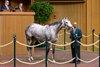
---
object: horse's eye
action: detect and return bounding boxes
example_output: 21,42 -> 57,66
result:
66,22 -> 68,23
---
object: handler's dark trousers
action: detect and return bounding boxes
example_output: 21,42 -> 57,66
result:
71,43 -> 80,62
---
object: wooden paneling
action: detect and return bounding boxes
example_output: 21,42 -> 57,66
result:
0,12 -> 35,56
49,0 -> 100,51
86,0 -> 100,51
48,3 -> 87,50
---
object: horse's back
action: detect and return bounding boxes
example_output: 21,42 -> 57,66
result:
25,23 -> 46,39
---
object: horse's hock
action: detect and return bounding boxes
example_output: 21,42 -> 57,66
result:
0,12 -> 35,56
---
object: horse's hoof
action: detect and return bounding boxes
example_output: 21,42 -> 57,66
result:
30,57 -> 34,60
28,58 -> 32,62
28,57 -> 34,62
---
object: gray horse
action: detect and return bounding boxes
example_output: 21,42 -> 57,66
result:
25,17 -> 73,62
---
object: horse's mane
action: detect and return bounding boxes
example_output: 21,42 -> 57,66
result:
25,20 -> 62,30
48,20 -> 61,26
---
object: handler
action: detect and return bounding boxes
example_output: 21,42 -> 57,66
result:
70,22 -> 82,64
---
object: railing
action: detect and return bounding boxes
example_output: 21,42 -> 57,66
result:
0,33 -> 99,67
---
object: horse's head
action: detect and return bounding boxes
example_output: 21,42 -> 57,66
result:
62,17 -> 73,30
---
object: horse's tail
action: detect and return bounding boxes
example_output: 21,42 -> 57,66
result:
25,23 -> 32,35
25,25 -> 30,35
25,24 -> 32,45
25,23 -> 35,40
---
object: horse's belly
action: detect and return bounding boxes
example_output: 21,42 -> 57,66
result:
31,29 -> 52,41
30,28 -> 45,41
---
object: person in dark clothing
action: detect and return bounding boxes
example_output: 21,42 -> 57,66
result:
1,0 -> 12,11
70,22 -> 82,64
14,3 -> 24,12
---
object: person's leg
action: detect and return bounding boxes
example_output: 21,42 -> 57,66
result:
71,44 -> 76,62
76,45 -> 80,62
71,44 -> 74,58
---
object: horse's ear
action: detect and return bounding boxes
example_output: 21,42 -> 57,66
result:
64,17 -> 68,20
64,17 -> 66,19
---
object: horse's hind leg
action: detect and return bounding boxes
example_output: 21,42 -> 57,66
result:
47,43 -> 50,57
29,40 -> 34,61
27,39 -> 32,62
27,47 -> 33,62
26,36 -> 34,62
27,37 -> 37,62
45,43 -> 50,64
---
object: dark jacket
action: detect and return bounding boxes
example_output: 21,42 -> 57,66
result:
1,4 -> 12,11
14,6 -> 24,12
70,28 -> 82,41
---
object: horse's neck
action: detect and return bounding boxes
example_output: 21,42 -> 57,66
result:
50,22 -> 62,34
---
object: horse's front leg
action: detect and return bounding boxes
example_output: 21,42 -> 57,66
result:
47,43 -> 50,57
46,43 -> 50,64
52,45 -> 55,61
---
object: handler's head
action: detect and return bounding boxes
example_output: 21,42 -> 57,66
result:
73,22 -> 78,28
